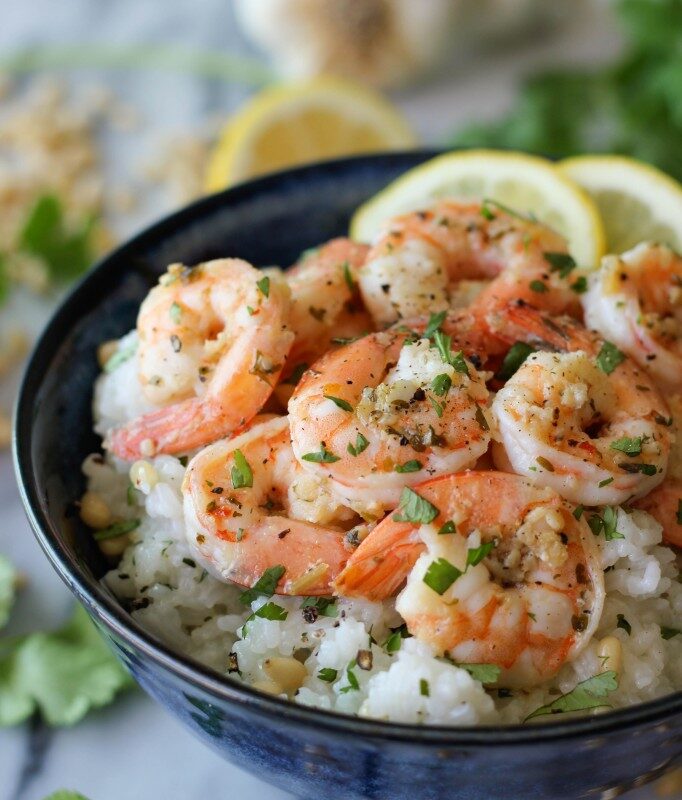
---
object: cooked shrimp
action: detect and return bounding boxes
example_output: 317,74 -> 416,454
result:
288,313 -> 493,517
183,415 -> 354,594
583,242 -> 682,394
335,472 -> 604,686
358,200 -> 582,328
284,238 -> 372,376
490,304 -> 671,506
108,259 -> 294,460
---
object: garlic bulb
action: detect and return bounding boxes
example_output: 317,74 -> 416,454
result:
232,0 -> 461,89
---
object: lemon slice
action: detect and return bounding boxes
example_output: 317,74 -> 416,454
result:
559,155 -> 682,254
205,77 -> 416,191
350,149 -> 606,267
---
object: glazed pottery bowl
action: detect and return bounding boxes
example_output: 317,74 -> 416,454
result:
14,152 -> 682,800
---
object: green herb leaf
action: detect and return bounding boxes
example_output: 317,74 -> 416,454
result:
602,507 -> 625,541
103,339 -> 137,373
596,341 -> 626,374
239,565 -> 286,606
456,662 -> 501,684
544,251 -> 577,278
324,394 -> 353,412
0,604 -> 132,726
573,505 -> 584,520
340,662 -> 360,694
256,276 -> 270,297
571,276 -> 588,294
300,596 -> 337,618
43,791 -> 91,800
20,194 -> 96,283
253,602 -> 288,621
318,667 -> 338,683
384,624 -> 410,654
599,477 -> 614,487
419,678 -> 430,697
424,310 -> 447,338
393,487 -> 439,524
529,279 -> 548,293
231,449 -> 253,489
524,671 -> 618,721
429,396 -> 444,418
0,555 -> 17,630
423,558 -> 463,595
431,373 -> 452,397
432,331 -> 469,375
480,201 -> 496,220
610,436 -> 644,456
395,459 -> 422,474
466,541 -> 496,568
495,342 -> 535,381
661,626 -> 680,640
616,614 -> 632,635
438,520 -> 457,535
342,261 -> 355,292
302,443 -> 340,463
169,301 -> 182,324
92,519 -> 140,541
347,433 -> 369,457
618,461 -> 657,476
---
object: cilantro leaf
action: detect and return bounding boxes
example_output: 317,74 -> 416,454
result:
393,487 -> 439,524
432,331 -> 469,375
253,602 -> 287,621
524,671 -> 618,721
347,433 -> 369,457
0,605 -> 132,727
424,310 -> 446,338
610,436 -> 644,456
431,373 -> 452,397
239,565 -> 286,605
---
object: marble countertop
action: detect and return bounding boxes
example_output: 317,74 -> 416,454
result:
0,2 -> 676,798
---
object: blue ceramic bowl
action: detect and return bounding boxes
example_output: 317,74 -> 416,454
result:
14,152 -> 682,800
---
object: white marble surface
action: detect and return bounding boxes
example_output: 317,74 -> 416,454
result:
0,2 -> 675,799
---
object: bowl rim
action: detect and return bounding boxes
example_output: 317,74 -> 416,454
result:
14,150 -> 682,745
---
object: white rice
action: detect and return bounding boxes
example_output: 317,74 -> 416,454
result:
89,335 -> 682,726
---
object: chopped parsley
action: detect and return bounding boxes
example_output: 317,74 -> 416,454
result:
342,261 -> 355,292
239,565 -> 286,606
393,487 -> 439,524
596,341 -> 626,374
256,276 -> 270,298
438,520 -> 457,535
571,276 -> 588,294
573,505 -> 584,520
456,663 -> 501,684
524,671 -> 618,721
475,406 -> 489,431
588,507 -> 624,541
300,596 -> 338,618
253,602 -> 288,621
340,662 -> 360,694
302,443 -> 340,463
618,461 -> 657,476
347,433 -> 369,457
429,396 -> 444,418
423,558 -> 463,595
395,460 -> 422,474
599,477 -> 614,487
529,279 -> 548,293
169,301 -> 182,323
323,394 -> 353,412
93,519 -> 140,541
495,342 -> 535,381
466,541 -> 496,568
318,667 -> 338,683
610,436 -> 644,456
432,331 -> 469,375
419,678 -> 430,697
231,449 -> 253,489
543,251 -> 577,278
384,624 -> 410,654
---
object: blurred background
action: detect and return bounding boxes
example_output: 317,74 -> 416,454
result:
0,1 -> 680,798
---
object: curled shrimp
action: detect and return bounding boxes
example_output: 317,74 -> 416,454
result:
182,415 -> 354,594
490,304 -> 672,506
335,472 -> 604,686
358,200 -> 582,328
583,242 -> 682,394
108,259 -> 294,460
288,313 -> 493,517
284,238 -> 373,376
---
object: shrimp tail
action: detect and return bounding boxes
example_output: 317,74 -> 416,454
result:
333,521 -> 425,600
488,302 -> 591,352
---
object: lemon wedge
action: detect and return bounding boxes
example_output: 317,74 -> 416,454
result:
559,155 -> 682,253
205,77 -> 416,191
350,149 -> 606,267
